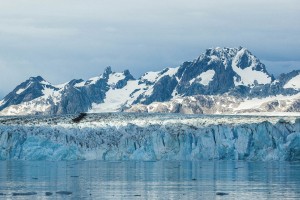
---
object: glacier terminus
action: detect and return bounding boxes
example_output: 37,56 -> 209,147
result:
0,113 -> 299,161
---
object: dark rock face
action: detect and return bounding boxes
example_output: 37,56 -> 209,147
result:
55,86 -> 91,114
141,76 -> 178,104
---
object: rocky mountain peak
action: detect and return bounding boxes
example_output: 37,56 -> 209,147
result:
103,66 -> 113,78
0,47 -> 299,115
28,76 -> 45,82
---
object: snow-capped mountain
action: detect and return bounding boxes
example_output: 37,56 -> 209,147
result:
0,47 -> 299,115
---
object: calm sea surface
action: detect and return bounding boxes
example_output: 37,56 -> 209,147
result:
0,161 -> 299,199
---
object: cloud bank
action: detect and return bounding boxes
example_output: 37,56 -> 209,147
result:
0,0 -> 299,97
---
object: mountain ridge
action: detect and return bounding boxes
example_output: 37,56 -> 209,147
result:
0,47 -> 299,115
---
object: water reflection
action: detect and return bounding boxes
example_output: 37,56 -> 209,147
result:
0,161 -> 299,199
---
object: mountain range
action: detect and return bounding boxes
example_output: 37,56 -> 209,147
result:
0,46 -> 299,115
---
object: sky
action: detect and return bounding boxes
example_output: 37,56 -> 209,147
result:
0,0 -> 299,98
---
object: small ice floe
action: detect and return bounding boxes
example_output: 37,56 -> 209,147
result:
12,192 -> 37,196
45,192 -> 53,196
56,191 -> 72,195
216,192 -> 229,196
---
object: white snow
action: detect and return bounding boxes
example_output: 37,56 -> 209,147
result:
139,67 -> 180,99
89,71 -> 156,112
271,80 -> 279,85
74,81 -> 86,87
107,73 -> 125,86
208,55 -> 219,65
89,80 -> 145,112
54,82 -> 69,89
235,93 -> 300,111
232,48 -> 272,87
189,70 -> 215,85
42,87 -> 55,97
16,83 -> 32,95
16,88 -> 26,95
141,67 -> 178,83
284,74 -> 300,89
88,76 -> 101,85
141,71 -> 160,83
163,67 -> 179,77
0,100 -> 5,107
40,80 -> 51,85
42,87 -> 61,103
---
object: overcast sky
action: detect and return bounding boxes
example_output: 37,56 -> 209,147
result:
0,0 -> 299,98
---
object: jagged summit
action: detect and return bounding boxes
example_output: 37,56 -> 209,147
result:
0,47 -> 299,115
28,76 -> 45,82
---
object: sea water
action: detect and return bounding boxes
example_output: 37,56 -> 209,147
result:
0,161 -> 299,199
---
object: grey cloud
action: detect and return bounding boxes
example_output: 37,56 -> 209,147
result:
0,0 -> 299,98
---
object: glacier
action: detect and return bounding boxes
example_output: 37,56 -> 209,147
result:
0,113 -> 299,161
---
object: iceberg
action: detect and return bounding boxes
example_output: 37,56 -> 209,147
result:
0,113 -> 299,161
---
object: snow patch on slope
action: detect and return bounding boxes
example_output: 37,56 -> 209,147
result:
235,93 -> 300,111
232,48 -> 272,87
208,55 -> 219,65
42,87 -> 61,104
89,80 -> 145,112
87,76 -> 101,85
284,74 -> 300,90
74,81 -> 86,87
141,71 -> 161,83
54,82 -> 69,89
40,80 -> 51,85
164,67 -> 179,77
16,83 -> 32,94
141,67 -> 179,83
189,70 -> 215,85
0,100 -> 5,107
140,67 -> 180,98
108,73 -> 125,86
89,67 -> 180,112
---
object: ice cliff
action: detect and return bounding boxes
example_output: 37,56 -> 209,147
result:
0,113 -> 299,161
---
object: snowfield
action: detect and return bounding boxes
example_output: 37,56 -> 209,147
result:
0,113 -> 299,161
284,73 -> 300,90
